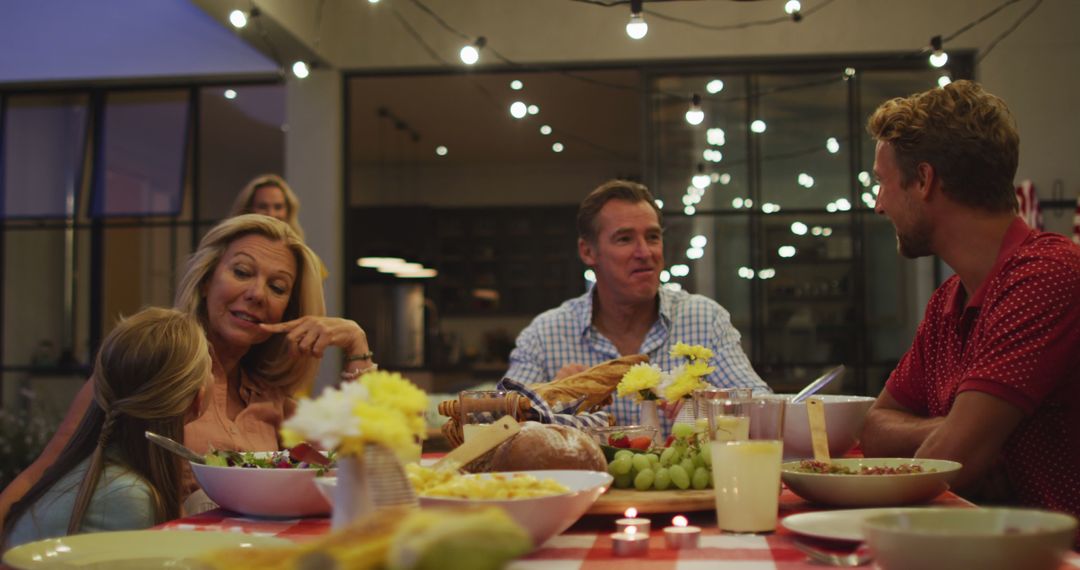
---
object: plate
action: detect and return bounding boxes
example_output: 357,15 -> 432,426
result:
2,529 -> 290,569
782,508 -> 930,542
781,458 -> 962,507
588,488 -> 715,515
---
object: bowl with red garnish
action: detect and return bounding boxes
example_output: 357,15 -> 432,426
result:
781,457 -> 962,507
585,425 -> 658,461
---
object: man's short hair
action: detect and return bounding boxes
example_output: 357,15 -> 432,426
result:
867,80 -> 1019,213
577,179 -> 663,242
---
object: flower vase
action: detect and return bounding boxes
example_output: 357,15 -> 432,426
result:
638,400 -> 663,445
330,453 -> 375,529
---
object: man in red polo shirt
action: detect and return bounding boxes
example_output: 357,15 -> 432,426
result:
860,80 -> 1080,519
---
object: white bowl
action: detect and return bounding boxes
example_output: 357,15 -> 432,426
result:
190,453 -> 332,517
750,394 -> 875,459
315,470 -> 612,547
863,508 -> 1077,570
781,458 -> 962,507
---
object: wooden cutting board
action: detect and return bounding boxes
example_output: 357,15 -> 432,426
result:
588,487 -> 715,515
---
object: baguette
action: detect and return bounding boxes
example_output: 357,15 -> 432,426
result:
531,354 -> 649,413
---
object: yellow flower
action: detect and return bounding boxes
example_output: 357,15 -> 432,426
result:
617,363 -> 662,401
684,359 -> 716,379
670,343 -> 715,362
662,368 -> 710,401
362,370 -> 429,417
338,402 -> 420,460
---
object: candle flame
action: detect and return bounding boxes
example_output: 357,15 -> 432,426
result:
673,515 -> 688,527
625,507 -> 638,518
626,526 -> 637,537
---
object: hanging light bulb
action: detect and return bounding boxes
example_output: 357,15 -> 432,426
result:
460,37 -> 486,65
509,101 -> 528,119
685,93 -> 704,126
626,0 -> 648,40
937,75 -> 952,88
228,9 -> 248,29
291,61 -> 310,79
692,164 -> 711,190
929,35 -> 948,68
784,0 -> 803,21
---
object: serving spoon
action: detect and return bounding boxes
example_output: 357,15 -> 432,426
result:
791,365 -> 846,404
145,431 -> 204,464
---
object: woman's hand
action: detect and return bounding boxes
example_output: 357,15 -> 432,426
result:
259,317 -> 369,359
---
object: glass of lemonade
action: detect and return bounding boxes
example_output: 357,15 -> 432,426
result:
700,391 -> 751,442
711,439 -> 784,533
458,389 -> 513,442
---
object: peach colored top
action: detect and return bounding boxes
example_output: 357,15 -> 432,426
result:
183,369 -> 295,455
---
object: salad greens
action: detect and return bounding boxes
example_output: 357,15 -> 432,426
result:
204,448 -> 336,476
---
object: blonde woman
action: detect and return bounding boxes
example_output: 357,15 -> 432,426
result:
230,174 -> 304,239
0,216 -> 374,525
2,308 -> 210,548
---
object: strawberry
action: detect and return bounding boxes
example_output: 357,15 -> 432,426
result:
608,432 -> 631,448
629,436 -> 652,450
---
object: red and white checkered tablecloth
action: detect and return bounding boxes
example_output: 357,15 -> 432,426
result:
155,489 -> 1080,569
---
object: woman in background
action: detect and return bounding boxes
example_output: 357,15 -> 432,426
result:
230,173 -> 305,239
1,308 -> 210,549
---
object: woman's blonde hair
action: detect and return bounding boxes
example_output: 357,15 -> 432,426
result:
230,174 -> 304,239
2,308 -> 211,543
173,214 -> 325,394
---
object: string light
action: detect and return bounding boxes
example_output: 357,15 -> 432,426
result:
527,104 -> 539,115
784,0 -> 803,22
684,205 -> 696,215
938,75 -> 952,88
539,125 -> 552,135
660,270 -> 671,283
552,142 -> 565,153
585,269 -> 596,282
510,101 -> 528,119
460,37 -> 486,65
750,119 -> 767,133
654,199 -> 664,209
929,35 -> 949,68
228,9 -> 248,29
825,137 -> 840,154
671,264 -> 690,277
626,0 -> 648,39
690,235 -> 708,248
510,80 -> 523,90
791,222 -> 808,236
706,79 -> 724,94
224,89 -> 237,100
435,145 -> 448,156
685,94 -> 704,126
692,164 -> 710,189
706,128 -> 726,146
291,61 -> 310,79
738,267 -> 755,280
778,246 -> 797,258
368,0 -> 380,4
686,247 -> 704,259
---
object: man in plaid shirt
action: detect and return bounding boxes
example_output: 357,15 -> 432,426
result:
504,180 -> 768,435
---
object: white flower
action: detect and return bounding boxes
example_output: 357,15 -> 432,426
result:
283,382 -> 369,450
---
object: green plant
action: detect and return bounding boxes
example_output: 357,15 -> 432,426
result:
0,406 -> 56,489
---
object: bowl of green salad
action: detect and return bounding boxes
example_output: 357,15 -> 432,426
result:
191,448 -> 336,517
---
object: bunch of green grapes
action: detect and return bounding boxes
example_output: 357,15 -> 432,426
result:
606,423 -> 712,491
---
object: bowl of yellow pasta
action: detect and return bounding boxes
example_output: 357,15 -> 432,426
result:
316,467 -> 613,548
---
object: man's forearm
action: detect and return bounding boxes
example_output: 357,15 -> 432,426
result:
861,407 -> 945,458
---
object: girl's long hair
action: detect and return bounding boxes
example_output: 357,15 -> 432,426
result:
1,308 -> 211,547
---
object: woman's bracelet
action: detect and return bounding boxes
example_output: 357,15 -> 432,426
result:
340,363 -> 377,381
346,351 -> 374,362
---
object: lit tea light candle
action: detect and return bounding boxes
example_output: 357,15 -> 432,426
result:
611,525 -> 649,557
615,507 -> 651,535
663,515 -> 701,549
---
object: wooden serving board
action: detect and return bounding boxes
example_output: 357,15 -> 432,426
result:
588,487 -> 715,515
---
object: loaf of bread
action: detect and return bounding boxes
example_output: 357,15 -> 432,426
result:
489,422 -> 607,472
531,354 -> 649,413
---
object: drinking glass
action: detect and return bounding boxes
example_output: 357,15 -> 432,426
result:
710,439 -> 784,533
458,389 -> 515,442
693,388 -> 752,440
704,396 -> 750,442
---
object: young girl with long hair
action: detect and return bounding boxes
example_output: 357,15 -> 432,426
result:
2,307 -> 211,549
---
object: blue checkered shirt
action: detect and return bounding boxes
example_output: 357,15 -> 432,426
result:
505,286 -> 769,436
